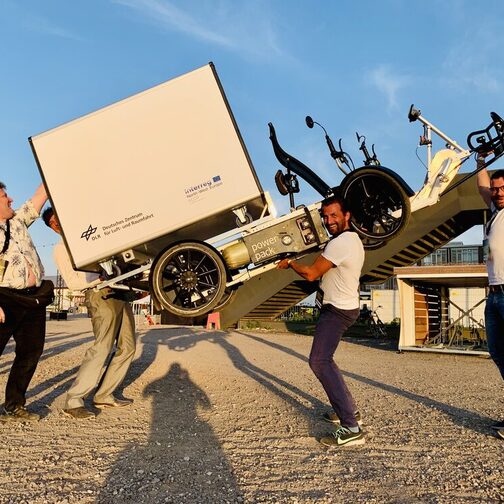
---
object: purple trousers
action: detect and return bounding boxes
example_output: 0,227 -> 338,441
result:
309,304 -> 360,428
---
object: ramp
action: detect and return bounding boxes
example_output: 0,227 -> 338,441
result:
219,172 -> 488,328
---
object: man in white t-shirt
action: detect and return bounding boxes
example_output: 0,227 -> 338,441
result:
277,194 -> 365,448
476,158 -> 504,440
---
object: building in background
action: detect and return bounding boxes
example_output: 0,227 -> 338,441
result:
420,241 -> 483,266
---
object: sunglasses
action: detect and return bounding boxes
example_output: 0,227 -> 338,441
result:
490,185 -> 504,195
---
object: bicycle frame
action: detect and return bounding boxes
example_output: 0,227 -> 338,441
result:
407,106 -> 471,214
270,106 -> 503,248
367,306 -> 387,338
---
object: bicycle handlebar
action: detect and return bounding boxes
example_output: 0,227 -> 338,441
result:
356,132 -> 380,166
306,115 -> 351,174
467,111 -> 504,157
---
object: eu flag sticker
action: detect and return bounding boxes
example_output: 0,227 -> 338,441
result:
212,175 -> 221,183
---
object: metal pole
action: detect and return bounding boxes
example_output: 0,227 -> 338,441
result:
415,114 -> 469,154
426,124 -> 432,168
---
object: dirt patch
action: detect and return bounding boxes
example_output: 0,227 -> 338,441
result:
0,316 -> 503,503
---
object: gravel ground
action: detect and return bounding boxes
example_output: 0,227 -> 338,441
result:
0,315 -> 503,503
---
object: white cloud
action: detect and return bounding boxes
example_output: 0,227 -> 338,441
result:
114,0 -> 232,47
367,65 -> 411,112
113,0 -> 288,61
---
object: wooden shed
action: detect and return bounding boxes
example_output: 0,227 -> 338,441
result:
394,265 -> 488,355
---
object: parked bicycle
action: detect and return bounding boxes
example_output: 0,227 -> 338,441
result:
358,304 -> 387,338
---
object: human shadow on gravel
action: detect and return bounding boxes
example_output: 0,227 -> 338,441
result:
149,328 -> 331,438
28,327 -> 174,415
237,331 -> 496,436
20,327 -> 200,416
119,327 -> 495,439
117,327 -> 207,395
221,331 -> 327,414
26,366 -> 80,414
0,364 -> 80,417
97,362 -> 243,503
342,335 -> 400,352
0,332 -> 92,371
342,370 -> 496,435
116,327 -> 327,439
0,331 -> 93,416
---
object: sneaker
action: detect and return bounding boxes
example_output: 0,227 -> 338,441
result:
93,397 -> 133,409
323,410 -> 363,426
63,407 -> 96,420
2,406 -> 40,422
491,419 -> 504,431
319,425 -> 365,448
497,429 -> 504,440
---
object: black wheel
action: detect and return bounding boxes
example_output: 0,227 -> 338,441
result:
342,167 -> 410,241
367,319 -> 378,338
151,241 -> 227,317
376,319 -> 387,337
360,236 -> 387,250
368,318 -> 386,338
235,212 -> 253,227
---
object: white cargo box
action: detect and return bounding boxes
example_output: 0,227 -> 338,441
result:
30,63 -> 269,270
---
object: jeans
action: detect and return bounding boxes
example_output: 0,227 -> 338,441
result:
0,303 -> 46,410
309,304 -> 360,428
485,291 -> 504,381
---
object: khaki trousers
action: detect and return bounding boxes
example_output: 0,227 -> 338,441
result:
65,289 -> 136,409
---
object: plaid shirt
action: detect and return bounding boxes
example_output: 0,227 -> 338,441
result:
0,200 -> 45,289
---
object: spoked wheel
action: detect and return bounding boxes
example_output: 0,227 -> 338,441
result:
151,241 -> 227,317
367,319 -> 387,338
342,167 -> 410,241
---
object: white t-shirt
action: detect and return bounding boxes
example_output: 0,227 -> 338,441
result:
486,206 -> 504,285
320,231 -> 364,310
53,241 -> 100,291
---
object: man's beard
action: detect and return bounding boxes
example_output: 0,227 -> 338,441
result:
493,199 -> 504,210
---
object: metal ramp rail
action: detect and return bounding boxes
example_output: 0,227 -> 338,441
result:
219,172 -> 489,328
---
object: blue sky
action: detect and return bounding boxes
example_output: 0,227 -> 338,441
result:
1,0 -> 503,275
